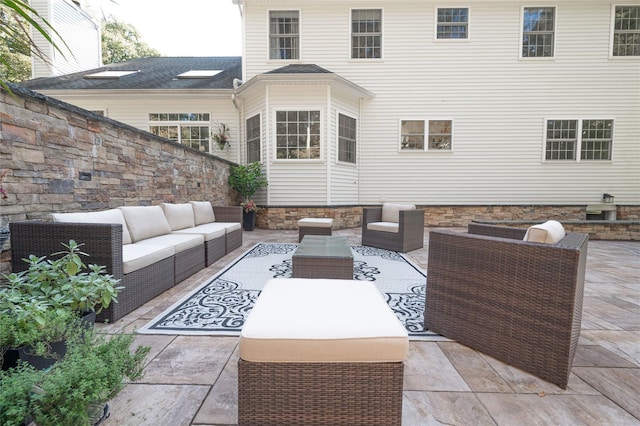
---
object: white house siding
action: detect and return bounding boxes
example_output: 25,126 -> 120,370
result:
31,0 -> 101,78
241,0 -> 640,206
40,91 -> 240,163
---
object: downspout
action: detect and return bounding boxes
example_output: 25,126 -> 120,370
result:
232,78 -> 243,165
326,85 -> 332,205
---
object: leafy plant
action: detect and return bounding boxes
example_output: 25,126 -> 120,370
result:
212,122 -> 230,150
0,362 -> 41,425
228,162 -> 268,204
3,240 -> 123,314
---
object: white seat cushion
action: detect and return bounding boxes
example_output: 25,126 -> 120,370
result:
298,218 -> 333,228
172,223 -> 227,241
161,203 -> 195,231
51,209 -> 133,245
381,203 -> 416,223
523,220 -> 566,244
138,233 -> 204,253
190,201 -> 216,225
367,222 -> 399,233
119,206 -> 172,243
219,222 -> 242,233
239,278 -> 409,363
122,243 -> 174,274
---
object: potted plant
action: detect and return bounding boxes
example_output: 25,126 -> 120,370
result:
1,240 -> 123,369
228,162 -> 268,231
212,122 -> 230,151
0,325 -> 150,426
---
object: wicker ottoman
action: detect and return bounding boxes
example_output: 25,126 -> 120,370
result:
298,218 -> 333,242
238,278 -> 409,426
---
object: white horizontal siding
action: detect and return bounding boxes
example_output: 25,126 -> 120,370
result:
41,92 -> 241,163
32,0 -> 101,78
243,0 -> 640,205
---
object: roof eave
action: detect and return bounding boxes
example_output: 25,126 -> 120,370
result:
236,73 -> 375,99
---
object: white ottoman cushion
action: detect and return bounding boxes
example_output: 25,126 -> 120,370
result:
298,218 -> 333,228
239,278 -> 409,363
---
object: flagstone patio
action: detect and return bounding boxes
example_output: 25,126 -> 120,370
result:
97,227 -> 640,426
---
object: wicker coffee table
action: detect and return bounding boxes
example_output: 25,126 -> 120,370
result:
292,235 -> 354,279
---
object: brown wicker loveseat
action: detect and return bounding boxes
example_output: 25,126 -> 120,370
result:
424,222 -> 589,389
10,203 -> 242,323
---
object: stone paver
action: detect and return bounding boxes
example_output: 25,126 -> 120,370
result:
99,228 -> 640,426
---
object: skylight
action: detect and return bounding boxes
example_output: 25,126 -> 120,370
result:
84,70 -> 139,79
176,70 -> 223,79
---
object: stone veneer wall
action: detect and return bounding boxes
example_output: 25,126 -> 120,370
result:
257,204 -> 639,240
0,85 -> 238,276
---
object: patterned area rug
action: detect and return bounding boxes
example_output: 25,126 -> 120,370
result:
139,242 -> 441,340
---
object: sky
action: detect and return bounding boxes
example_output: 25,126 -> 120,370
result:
88,0 -> 243,57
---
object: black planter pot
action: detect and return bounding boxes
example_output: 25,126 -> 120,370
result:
17,310 -> 96,370
1,349 -> 19,371
243,210 -> 256,231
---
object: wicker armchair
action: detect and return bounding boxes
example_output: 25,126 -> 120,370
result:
361,204 -> 425,252
424,223 -> 589,389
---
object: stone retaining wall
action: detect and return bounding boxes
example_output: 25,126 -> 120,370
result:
0,85 -> 238,276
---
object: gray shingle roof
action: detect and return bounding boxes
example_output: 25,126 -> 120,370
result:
19,57 -> 242,91
265,64 -> 332,74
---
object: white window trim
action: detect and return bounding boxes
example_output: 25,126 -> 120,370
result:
272,107 -> 324,162
434,6 -> 471,42
398,118 -> 454,153
609,4 -> 640,59
519,5 -> 558,60
267,9 -> 303,63
542,117 -> 615,162
336,111 -> 358,166
349,7 -> 384,61
246,112 -> 262,164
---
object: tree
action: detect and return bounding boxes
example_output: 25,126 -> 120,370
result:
101,17 -> 160,64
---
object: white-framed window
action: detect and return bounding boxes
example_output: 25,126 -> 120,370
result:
522,7 -> 556,57
436,7 -> 469,39
400,120 -> 453,151
246,114 -> 261,163
545,119 -> 613,161
351,9 -> 382,59
269,10 -> 299,60
148,113 -> 211,152
275,110 -> 321,160
338,113 -> 357,164
612,5 -> 640,56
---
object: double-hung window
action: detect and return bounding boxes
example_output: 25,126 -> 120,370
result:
246,114 -> 261,163
436,8 -> 469,39
522,7 -> 555,57
269,11 -> 299,60
613,5 -> 640,56
338,113 -> 357,164
275,110 -> 321,160
401,120 -> 452,151
149,113 -> 211,152
545,119 -> 613,161
351,9 -> 382,59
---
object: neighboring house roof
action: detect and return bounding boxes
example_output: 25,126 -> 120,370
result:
20,57 -> 242,91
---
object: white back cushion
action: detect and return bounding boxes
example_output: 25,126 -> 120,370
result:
161,203 -> 195,230
381,203 -> 416,223
189,201 -> 216,225
119,206 -> 172,242
523,220 -> 566,244
51,209 -> 132,245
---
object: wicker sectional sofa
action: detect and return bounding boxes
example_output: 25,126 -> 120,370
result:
9,201 -> 242,323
